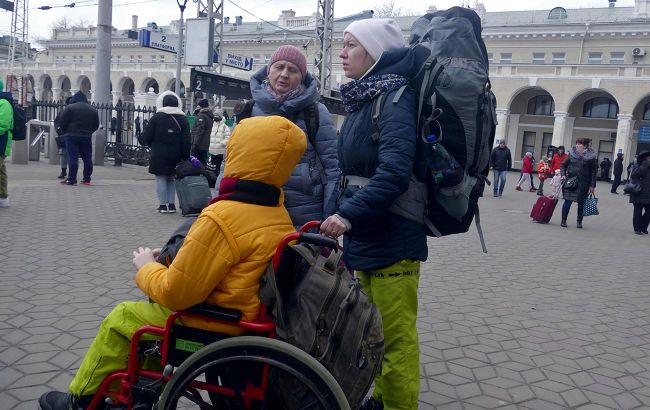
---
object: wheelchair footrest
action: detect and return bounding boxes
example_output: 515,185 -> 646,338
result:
167,325 -> 230,367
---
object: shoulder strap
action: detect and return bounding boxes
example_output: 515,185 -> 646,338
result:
371,85 -> 409,142
302,103 -> 327,185
168,114 -> 182,133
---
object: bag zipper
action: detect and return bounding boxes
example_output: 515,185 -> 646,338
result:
309,267 -> 342,356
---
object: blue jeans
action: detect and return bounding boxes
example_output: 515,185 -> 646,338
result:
493,170 -> 507,193
155,175 -> 176,205
66,136 -> 93,183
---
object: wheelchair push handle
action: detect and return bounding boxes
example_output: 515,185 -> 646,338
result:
298,232 -> 338,250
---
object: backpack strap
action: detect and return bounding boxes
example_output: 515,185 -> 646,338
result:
302,103 -> 327,185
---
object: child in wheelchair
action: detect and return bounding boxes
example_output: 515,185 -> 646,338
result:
39,116 -> 307,410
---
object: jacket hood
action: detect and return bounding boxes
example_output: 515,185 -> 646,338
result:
249,66 -> 320,115
155,91 -> 182,110
367,47 -> 417,78
70,90 -> 89,104
223,116 -> 306,188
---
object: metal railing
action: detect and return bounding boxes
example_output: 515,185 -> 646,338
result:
29,98 -> 157,166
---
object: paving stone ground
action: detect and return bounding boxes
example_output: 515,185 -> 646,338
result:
1,159 -> 649,410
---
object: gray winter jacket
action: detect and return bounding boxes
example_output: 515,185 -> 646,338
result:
244,67 -> 339,227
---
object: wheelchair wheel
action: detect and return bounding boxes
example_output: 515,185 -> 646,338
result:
158,336 -> 350,410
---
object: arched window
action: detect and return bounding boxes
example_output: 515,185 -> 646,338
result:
644,102 -> 650,120
548,7 -> 568,20
527,95 -> 555,116
582,97 -> 618,119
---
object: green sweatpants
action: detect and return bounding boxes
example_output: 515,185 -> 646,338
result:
69,301 -> 171,396
0,156 -> 8,199
357,259 -> 420,410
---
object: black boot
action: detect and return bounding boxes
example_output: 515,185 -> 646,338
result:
38,391 -> 93,410
57,169 -> 67,179
576,220 -> 583,229
561,219 -> 568,228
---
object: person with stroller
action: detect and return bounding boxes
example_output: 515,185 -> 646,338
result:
38,115 -> 307,410
629,151 -> 650,235
560,138 -> 598,229
140,91 -> 191,214
320,18 -> 428,410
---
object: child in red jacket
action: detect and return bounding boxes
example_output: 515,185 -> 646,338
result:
516,152 -> 536,192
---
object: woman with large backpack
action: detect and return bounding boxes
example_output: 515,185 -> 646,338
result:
320,18 -> 428,410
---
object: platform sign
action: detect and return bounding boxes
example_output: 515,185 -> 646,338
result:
139,29 -> 180,54
214,52 -> 254,71
639,125 -> 650,143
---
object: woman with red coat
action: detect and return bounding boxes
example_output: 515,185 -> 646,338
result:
516,152 -> 536,192
550,145 -> 568,174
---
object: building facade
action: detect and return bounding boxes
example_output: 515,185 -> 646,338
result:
1,1 -> 650,168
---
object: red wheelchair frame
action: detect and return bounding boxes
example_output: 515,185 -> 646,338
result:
86,221 -> 338,410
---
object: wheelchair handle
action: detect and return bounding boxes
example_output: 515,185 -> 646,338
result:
298,232 -> 338,250
299,221 -> 321,232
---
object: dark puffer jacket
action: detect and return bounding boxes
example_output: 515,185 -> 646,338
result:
58,91 -> 99,138
140,92 -> 191,176
561,147 -> 598,202
630,162 -> 650,205
335,48 -> 428,270
191,107 -> 214,151
248,67 -> 339,227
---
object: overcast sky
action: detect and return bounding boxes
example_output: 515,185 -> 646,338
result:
0,0 -> 637,48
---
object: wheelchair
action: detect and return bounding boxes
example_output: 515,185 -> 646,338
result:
86,224 -> 350,410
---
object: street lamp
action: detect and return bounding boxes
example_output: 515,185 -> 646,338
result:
174,0 -> 189,101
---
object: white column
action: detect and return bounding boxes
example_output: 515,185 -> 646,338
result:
33,86 -> 42,101
614,114 -> 634,158
552,111 -> 568,147
495,108 -> 509,146
506,113 -> 520,157
51,88 -> 62,101
111,91 -> 123,106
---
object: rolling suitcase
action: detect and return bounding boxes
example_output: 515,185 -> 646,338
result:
530,195 -> 557,224
175,175 -> 212,216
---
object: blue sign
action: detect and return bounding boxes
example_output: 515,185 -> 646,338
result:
639,125 -> 650,143
213,52 -> 254,71
139,29 -> 180,54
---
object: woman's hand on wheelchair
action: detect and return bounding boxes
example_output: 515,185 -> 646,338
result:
133,247 -> 162,269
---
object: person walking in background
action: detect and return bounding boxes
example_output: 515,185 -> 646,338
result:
549,145 -> 568,175
208,108 -> 228,174
134,116 -> 142,139
490,140 -> 511,197
611,152 -> 624,194
599,157 -> 612,181
320,19 -> 427,410
560,138 -> 598,229
57,91 -> 99,186
629,151 -> 650,235
190,99 -> 215,165
53,96 -> 73,180
140,91 -> 191,214
536,156 -> 551,196
0,79 -> 14,208
238,44 -> 339,228
516,152 -> 536,192
628,155 -> 639,183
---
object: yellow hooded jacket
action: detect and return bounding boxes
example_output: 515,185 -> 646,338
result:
135,116 -> 307,334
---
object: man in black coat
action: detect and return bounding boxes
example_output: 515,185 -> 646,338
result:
611,152 -> 624,194
490,140 -> 512,197
190,99 -> 215,165
58,91 -> 99,185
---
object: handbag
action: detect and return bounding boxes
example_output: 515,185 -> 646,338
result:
564,176 -> 578,191
623,181 -> 642,195
583,193 -> 599,217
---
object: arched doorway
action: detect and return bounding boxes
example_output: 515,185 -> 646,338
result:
508,87 -> 556,162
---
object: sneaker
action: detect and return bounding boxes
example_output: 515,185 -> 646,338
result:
57,171 -> 66,179
561,220 -> 568,228
0,197 -> 9,208
635,231 -> 644,235
61,180 -> 77,186
536,191 -> 543,196
80,180 -> 91,186
360,397 -> 384,410
529,187 -> 537,192
576,221 -> 583,229
38,391 -> 92,410
515,186 -> 523,191
643,231 -> 649,235
498,192 -> 503,197
157,205 -> 168,214
167,203 -> 177,213
493,192 -> 498,197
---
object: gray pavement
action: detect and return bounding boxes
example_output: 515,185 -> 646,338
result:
1,160 -> 649,410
